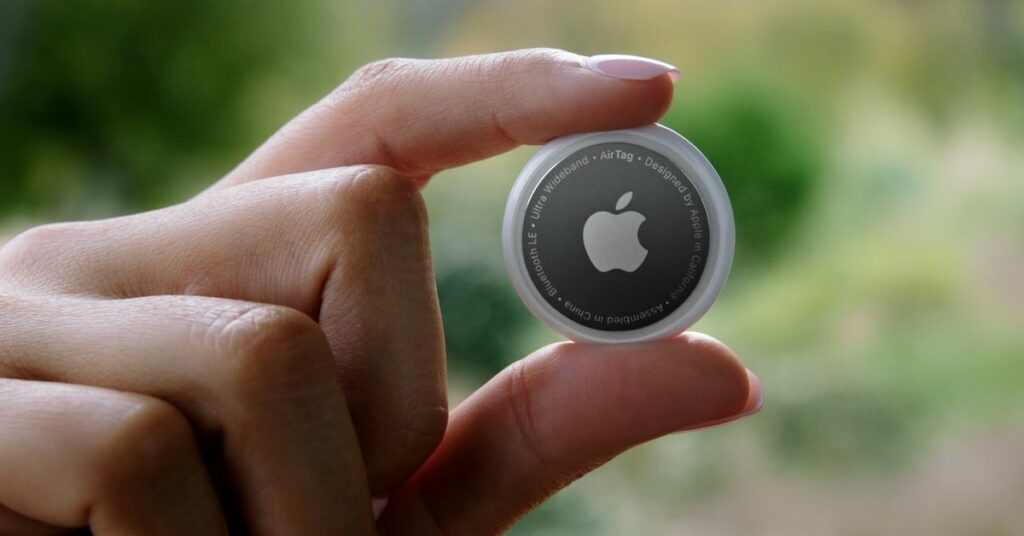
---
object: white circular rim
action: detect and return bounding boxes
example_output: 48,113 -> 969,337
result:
502,123 -> 735,343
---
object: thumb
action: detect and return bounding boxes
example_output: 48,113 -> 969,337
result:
378,333 -> 762,534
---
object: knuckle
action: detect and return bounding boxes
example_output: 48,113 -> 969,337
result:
91,397 -> 197,494
346,57 -> 413,91
0,222 -> 81,270
207,304 -> 331,397
338,57 -> 416,98
319,165 -> 427,230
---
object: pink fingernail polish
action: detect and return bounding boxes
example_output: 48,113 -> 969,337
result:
674,368 -> 764,433
586,54 -> 680,82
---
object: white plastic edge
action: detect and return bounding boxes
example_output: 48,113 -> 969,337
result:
501,123 -> 735,344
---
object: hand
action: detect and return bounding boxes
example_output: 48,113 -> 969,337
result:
0,49 -> 762,535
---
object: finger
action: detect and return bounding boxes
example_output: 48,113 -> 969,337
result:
378,333 -> 762,534
211,48 -> 676,190
0,166 -> 446,495
0,295 -> 376,534
0,504 -> 68,536
0,379 -> 227,535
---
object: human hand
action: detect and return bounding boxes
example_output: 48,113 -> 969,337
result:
0,49 -> 762,535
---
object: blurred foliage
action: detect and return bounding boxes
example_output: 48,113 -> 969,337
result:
0,1 -> 297,215
764,382 -> 919,472
663,76 -> 824,265
435,263 -> 532,379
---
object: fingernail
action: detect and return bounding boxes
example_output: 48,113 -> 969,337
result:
372,497 -> 389,521
675,368 -> 764,433
740,368 -> 764,416
586,54 -> 680,82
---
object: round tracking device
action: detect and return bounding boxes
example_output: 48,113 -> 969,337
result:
502,123 -> 734,343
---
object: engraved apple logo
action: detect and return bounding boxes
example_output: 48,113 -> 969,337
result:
582,191 -> 649,273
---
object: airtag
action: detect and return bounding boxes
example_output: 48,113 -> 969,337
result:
502,123 -> 734,343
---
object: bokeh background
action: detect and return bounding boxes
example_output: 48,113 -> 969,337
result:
2,0 -> 1023,533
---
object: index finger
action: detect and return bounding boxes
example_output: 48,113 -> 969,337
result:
210,48 -> 677,191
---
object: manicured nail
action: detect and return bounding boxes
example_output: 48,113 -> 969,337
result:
586,54 -> 680,82
674,368 -> 764,433
372,497 -> 389,521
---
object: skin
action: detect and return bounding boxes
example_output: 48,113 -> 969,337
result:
0,48 -> 760,535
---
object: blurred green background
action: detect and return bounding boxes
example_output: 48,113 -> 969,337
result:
2,0 -> 1023,533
